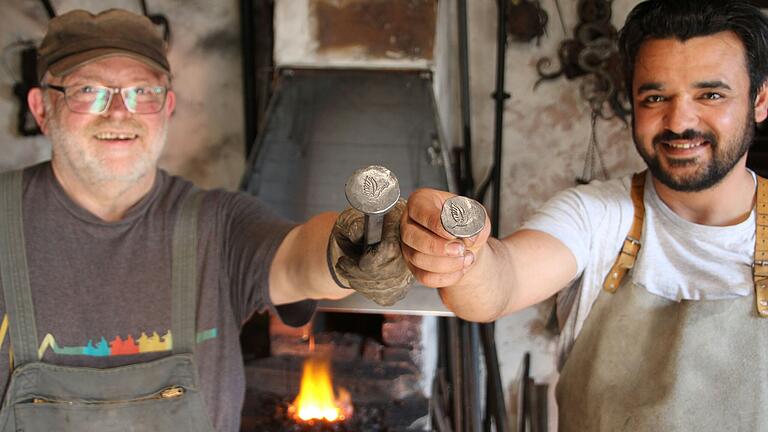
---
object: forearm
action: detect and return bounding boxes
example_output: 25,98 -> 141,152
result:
269,212 -> 353,305
438,237 -> 514,322
439,230 -> 577,322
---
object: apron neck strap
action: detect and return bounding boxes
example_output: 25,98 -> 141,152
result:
753,176 -> 768,316
603,171 -> 646,293
0,170 -> 39,366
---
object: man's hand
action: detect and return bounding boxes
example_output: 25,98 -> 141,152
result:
400,189 -> 491,288
329,199 -> 414,306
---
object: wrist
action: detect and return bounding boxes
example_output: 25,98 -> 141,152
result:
326,232 -> 351,289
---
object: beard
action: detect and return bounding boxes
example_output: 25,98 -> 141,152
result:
633,111 -> 755,192
45,98 -> 167,186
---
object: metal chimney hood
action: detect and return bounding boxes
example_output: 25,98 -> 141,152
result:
241,68 -> 455,316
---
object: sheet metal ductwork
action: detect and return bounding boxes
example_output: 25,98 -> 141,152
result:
241,68 -> 454,315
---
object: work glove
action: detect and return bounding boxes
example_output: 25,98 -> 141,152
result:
328,198 -> 414,306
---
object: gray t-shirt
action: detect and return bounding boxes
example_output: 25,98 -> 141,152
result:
0,162 -> 312,431
522,173 -> 756,365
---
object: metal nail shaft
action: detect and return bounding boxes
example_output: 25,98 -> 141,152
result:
363,213 -> 385,248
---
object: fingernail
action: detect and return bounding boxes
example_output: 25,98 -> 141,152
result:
463,251 -> 475,267
446,241 -> 465,256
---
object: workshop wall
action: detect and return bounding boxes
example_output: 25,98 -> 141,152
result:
273,0 -> 648,425
0,0 -> 650,425
465,0 -> 645,424
0,0 -> 245,189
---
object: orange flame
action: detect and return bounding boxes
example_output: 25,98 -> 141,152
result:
290,356 -> 352,422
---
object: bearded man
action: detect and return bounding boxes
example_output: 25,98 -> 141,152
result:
0,9 -> 410,431
402,0 -> 768,430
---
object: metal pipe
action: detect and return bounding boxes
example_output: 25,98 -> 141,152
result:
479,1 -> 511,431
457,0 -> 475,196
40,0 -> 56,18
460,320 -> 473,432
448,318 -> 464,432
491,0 -> 509,230
240,0 -> 257,158
467,323 -> 482,432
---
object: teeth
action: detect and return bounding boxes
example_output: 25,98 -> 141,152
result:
95,132 -> 138,140
667,142 -> 701,149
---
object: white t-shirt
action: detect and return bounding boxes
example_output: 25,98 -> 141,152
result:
522,173 -> 756,366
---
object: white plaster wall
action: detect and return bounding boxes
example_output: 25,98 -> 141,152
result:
0,0 -> 245,190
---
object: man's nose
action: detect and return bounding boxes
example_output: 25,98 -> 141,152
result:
101,92 -> 131,118
664,98 -> 699,133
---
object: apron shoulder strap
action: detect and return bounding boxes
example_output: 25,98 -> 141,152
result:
0,170 -> 39,367
602,171 -> 646,293
171,188 -> 204,354
752,175 -> 768,317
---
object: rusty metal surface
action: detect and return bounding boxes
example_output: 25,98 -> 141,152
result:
312,0 -> 435,60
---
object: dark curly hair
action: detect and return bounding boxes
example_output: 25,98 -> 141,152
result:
619,0 -> 768,102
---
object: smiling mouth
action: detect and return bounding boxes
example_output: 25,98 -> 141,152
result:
662,140 -> 709,150
94,132 -> 139,141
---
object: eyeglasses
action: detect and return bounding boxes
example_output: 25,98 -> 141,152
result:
42,84 -> 168,115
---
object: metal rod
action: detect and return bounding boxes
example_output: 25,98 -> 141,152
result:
478,1 -> 511,431
457,0 -> 475,196
240,0 -> 257,158
448,318 -> 464,432
40,0 -> 56,18
468,323 -> 482,432
363,214 -> 385,248
460,320 -> 473,432
491,0 -> 509,231
482,323 -> 509,432
554,0 -> 569,36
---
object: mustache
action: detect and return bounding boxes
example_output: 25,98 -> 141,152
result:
86,120 -> 145,136
652,129 -> 717,146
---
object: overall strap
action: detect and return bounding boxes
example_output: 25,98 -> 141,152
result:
171,188 -> 204,354
0,170 -> 39,366
753,176 -> 768,317
603,171 -> 646,293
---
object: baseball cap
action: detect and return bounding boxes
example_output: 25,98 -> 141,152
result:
37,9 -> 170,81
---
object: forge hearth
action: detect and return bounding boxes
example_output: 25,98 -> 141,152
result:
240,312 -> 431,431
242,391 -> 428,432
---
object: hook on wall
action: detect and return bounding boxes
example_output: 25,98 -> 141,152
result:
534,0 -> 629,122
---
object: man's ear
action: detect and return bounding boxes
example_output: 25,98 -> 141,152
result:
27,87 -> 49,134
165,89 -> 176,118
755,83 -> 768,124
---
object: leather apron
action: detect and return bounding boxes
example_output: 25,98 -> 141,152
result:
557,172 -> 768,432
0,170 -> 215,432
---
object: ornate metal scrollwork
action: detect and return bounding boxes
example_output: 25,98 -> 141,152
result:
507,0 -> 549,44
535,0 -> 629,122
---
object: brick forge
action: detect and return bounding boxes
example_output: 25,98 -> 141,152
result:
241,312 -> 430,431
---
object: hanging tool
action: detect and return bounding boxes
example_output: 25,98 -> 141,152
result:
139,0 -> 171,43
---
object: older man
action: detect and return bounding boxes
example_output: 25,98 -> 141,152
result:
0,9 -> 409,432
403,0 -> 768,430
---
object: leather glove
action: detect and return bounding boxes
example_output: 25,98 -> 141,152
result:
328,198 -> 414,306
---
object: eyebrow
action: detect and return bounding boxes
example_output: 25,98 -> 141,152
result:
693,80 -> 732,90
636,80 -> 732,94
636,82 -> 663,94
63,74 -> 162,86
